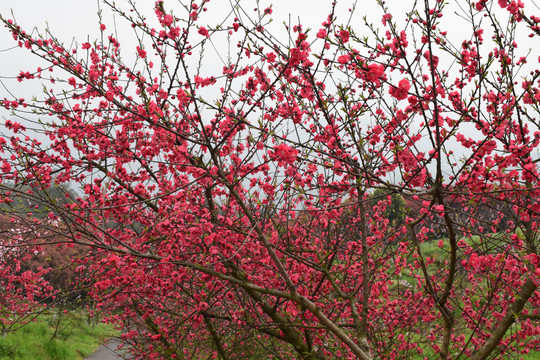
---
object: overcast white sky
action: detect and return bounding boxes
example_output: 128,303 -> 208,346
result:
0,0 -> 346,92
0,0 -> 537,109
1,0 -> 540,179
0,0 -> 390,108
0,0 -> 361,56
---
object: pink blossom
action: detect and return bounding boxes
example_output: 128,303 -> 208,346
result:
316,29 -> 327,39
366,63 -> 385,83
163,14 -> 174,27
338,30 -> 350,43
433,204 -> 445,217
136,46 -> 146,59
198,27 -> 209,37
475,0 -> 488,10
168,27 -> 180,40
389,78 -> 411,100
266,52 -> 276,62
289,47 -> 309,67
1,161 -> 11,173
273,144 -> 299,165
507,0 -> 524,15
337,54 -> 350,64
194,75 -> 216,88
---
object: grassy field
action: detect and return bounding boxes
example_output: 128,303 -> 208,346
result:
0,310 -> 117,360
403,235 -> 540,360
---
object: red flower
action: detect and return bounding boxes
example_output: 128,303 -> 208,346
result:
289,47 -> 309,67
338,54 -> 350,64
136,46 -> 146,59
1,161 -> 11,173
382,13 -> 392,26
198,27 -> 209,37
389,79 -> 410,100
273,144 -> 299,165
266,52 -> 276,62
475,0 -> 488,10
338,30 -> 350,43
317,29 -> 327,39
168,27 -> 181,39
366,63 -> 385,83
163,14 -> 174,27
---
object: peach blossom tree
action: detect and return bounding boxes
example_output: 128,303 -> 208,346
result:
2,0 -> 540,359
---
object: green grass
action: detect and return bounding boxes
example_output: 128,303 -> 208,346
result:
0,310 -> 117,360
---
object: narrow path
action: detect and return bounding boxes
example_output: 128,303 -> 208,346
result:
84,337 -> 133,359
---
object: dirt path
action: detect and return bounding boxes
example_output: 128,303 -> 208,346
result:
84,338 -> 133,359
